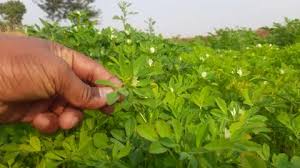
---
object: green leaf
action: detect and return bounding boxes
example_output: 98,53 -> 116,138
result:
291,156 -> 300,168
136,124 -> 159,142
160,137 -> 177,148
4,152 -> 18,167
133,55 -> 147,76
95,79 -> 117,88
292,115 -> 300,131
117,88 -> 129,97
79,130 -> 92,151
112,143 -> 131,160
93,133 -> 109,148
195,124 -> 207,148
107,92 -> 120,105
155,120 -> 172,138
204,140 -> 232,151
277,112 -> 291,129
111,129 -> 125,142
262,143 -> 270,160
189,155 -> 198,168
240,152 -> 267,168
272,153 -> 290,168
45,152 -> 64,161
242,89 -> 253,106
118,145 -> 131,159
171,119 -> 183,143
191,86 -> 211,109
112,15 -> 121,20
215,97 -> 227,114
125,118 -> 136,137
29,136 -> 41,152
149,141 -> 168,154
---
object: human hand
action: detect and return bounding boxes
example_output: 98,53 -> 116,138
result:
0,35 -> 122,133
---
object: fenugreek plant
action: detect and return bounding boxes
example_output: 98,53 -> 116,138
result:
113,0 -> 138,30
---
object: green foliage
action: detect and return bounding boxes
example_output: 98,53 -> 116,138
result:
145,17 -> 156,35
34,0 -> 101,22
113,0 -> 138,30
267,18 -> 300,47
205,27 -> 265,50
0,0 -> 26,31
1,11 -> 300,167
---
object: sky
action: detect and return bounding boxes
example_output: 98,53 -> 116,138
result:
1,0 -> 300,37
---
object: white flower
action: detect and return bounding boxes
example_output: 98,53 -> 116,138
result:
73,26 -> 78,31
205,54 -> 210,58
230,108 -> 237,117
148,59 -> 153,66
110,27 -> 114,32
280,69 -> 285,74
110,34 -> 116,39
131,77 -> 139,87
75,11 -> 81,16
170,87 -> 174,93
257,44 -> 262,48
150,47 -> 156,54
263,81 -> 268,85
269,44 -> 273,47
179,56 -> 182,61
125,30 -> 130,35
201,72 -> 207,78
224,128 -> 231,139
237,68 -> 243,77
97,31 -> 102,35
126,39 -> 132,44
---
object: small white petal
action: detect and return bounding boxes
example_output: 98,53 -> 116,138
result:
201,72 -> 207,78
148,59 -> 153,66
230,108 -> 237,117
237,68 -> 243,77
126,39 -> 132,44
125,30 -> 130,35
150,47 -> 155,54
131,77 -> 139,87
225,128 -> 231,139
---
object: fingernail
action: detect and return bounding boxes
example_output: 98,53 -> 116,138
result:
110,77 -> 123,87
99,87 -> 114,98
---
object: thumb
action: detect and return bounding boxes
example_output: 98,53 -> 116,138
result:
58,67 -> 114,109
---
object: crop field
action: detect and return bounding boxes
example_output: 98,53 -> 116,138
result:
0,11 -> 300,168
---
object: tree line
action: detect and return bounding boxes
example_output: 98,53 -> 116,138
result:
0,0 -> 100,31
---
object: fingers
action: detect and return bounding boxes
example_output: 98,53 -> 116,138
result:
50,43 -> 122,87
58,67 -> 114,109
31,108 -> 83,134
32,113 -> 59,134
58,107 -> 83,130
30,106 -> 83,134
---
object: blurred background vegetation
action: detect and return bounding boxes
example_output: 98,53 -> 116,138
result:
1,0 -> 300,48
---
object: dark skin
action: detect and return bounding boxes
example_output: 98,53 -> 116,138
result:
0,35 -> 122,133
